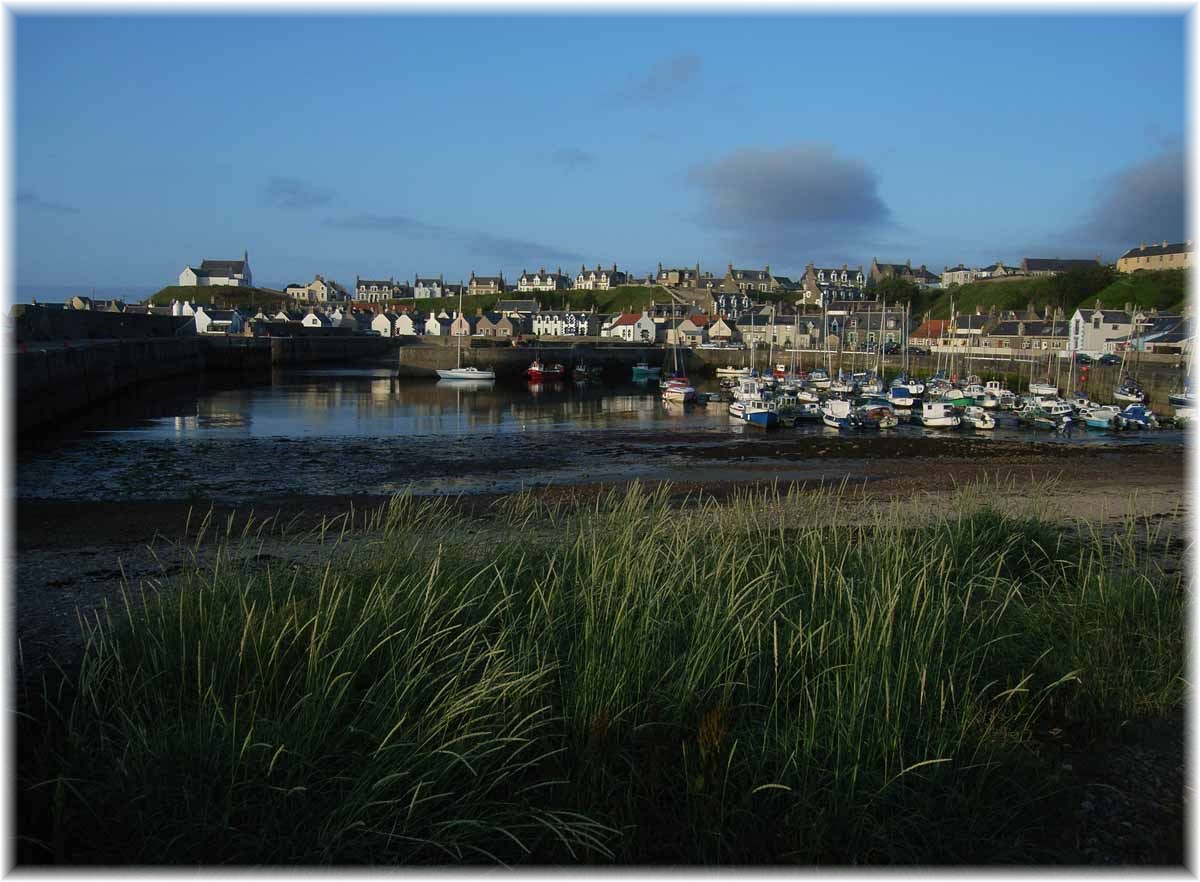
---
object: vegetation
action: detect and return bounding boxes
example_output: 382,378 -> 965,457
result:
17,482 -> 1184,865
908,268 -> 1187,322
147,285 -> 293,311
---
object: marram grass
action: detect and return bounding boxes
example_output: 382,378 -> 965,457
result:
16,482 -> 1185,864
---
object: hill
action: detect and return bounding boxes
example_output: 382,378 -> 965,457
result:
148,285 -> 293,310
896,267 -> 1188,321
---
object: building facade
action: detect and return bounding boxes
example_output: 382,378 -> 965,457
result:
1116,241 -> 1194,274
179,251 -> 253,287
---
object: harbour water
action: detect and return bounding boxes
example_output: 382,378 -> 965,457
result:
16,366 -> 1186,502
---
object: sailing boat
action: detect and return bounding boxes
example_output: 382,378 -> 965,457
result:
437,291 -> 496,380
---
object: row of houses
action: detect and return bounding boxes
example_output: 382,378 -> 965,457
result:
909,301 -> 1192,356
939,244 -> 1196,288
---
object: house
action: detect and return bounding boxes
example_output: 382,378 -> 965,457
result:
413,276 -> 445,299
979,318 -> 1070,352
356,277 -> 401,302
1116,241 -> 1194,274
477,312 -> 525,337
1068,303 -> 1135,355
666,315 -> 710,347
307,275 -> 347,303
707,317 -> 741,345
604,311 -> 657,342
800,263 -> 867,306
395,312 -> 424,336
574,264 -> 628,290
1114,311 -> 1190,353
302,310 -> 332,329
909,319 -> 952,348
179,251 -> 253,287
717,264 -> 786,296
275,308 -> 306,323
941,265 -> 976,287
468,272 -> 506,296
975,261 -> 1016,280
868,258 -> 940,288
532,310 -> 594,337
495,299 -> 540,318
712,290 -> 755,318
654,262 -> 711,289
425,314 -> 452,336
284,282 -> 309,300
519,268 -> 571,292
1019,256 -> 1102,277
450,312 -> 479,336
191,306 -> 245,335
371,311 -> 400,337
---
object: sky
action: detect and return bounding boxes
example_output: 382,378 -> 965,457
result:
12,11 -> 1189,299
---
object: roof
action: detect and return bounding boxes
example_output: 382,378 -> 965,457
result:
1022,257 -> 1100,272
612,313 -> 645,326
911,319 -> 952,338
730,268 -> 770,281
358,279 -> 393,288
952,314 -> 991,331
198,259 -> 247,275
1075,309 -> 1131,324
1118,242 -> 1192,259
471,276 -> 504,285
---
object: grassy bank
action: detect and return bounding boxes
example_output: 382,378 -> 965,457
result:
16,482 -> 1184,864
148,285 -> 293,310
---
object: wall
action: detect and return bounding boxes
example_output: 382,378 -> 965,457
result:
12,304 -> 194,342
15,335 -> 397,434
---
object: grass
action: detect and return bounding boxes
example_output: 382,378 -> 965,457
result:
16,482 -> 1185,864
148,285 -> 294,310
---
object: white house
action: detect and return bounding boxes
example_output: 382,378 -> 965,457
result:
179,251 -> 253,287
395,313 -> 423,336
285,282 -> 309,300
532,310 -> 593,336
425,314 -> 452,335
1068,305 -> 1135,355
371,311 -> 400,337
302,310 -> 332,329
603,311 -> 657,342
192,306 -> 245,335
413,276 -> 445,299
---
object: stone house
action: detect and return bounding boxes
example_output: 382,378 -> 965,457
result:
518,268 -> 571,292
1019,257 -> 1102,277
868,258 -> 940,288
604,311 -> 657,342
425,315 -> 452,336
468,273 -> 506,297
574,264 -> 628,290
1116,241 -> 1194,274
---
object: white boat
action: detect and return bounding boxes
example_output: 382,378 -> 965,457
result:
437,289 -> 497,380
821,398 -> 860,430
729,398 -> 778,428
1078,404 -> 1120,429
962,383 -> 987,401
919,401 -> 961,428
661,377 -> 696,403
716,365 -> 752,379
1029,380 -> 1058,397
806,369 -> 832,391
961,406 -> 996,430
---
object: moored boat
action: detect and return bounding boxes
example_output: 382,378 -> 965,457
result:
961,405 -> 996,430
919,400 -> 961,428
527,359 -> 567,381
632,362 -> 662,380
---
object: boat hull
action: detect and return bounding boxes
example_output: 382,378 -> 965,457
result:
437,367 -> 496,380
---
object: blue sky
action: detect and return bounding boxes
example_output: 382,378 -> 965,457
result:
13,13 -> 1187,297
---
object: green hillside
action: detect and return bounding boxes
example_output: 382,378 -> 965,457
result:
148,285 -> 293,310
903,267 -> 1188,321
388,285 -> 678,317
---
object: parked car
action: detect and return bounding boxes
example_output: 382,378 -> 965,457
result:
908,346 -> 929,356
1074,353 -> 1094,365
883,342 -> 900,355
1098,353 -> 1121,365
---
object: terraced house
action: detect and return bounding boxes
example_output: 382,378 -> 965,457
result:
355,276 -> 404,302
1019,256 -> 1102,277
801,262 -> 867,305
531,310 -> 598,337
413,276 -> 447,299
574,264 -> 628,290
868,258 -> 940,288
1116,241 -> 1194,273
518,268 -> 571,293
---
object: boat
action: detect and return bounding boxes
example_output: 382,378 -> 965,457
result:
632,361 -> 662,380
729,398 -> 778,428
716,365 -> 752,379
858,402 -> 898,429
437,289 -> 497,380
888,385 -> 915,408
919,400 -> 961,428
573,363 -> 602,381
820,398 -> 862,430
807,368 -> 832,391
1114,403 -> 1157,430
1112,375 -> 1147,404
1172,405 -> 1194,426
1029,378 -> 1058,397
961,406 -> 996,430
1078,404 -> 1120,429
1168,390 -> 1196,408
661,375 -> 697,403
527,359 -> 567,381
890,374 -> 925,396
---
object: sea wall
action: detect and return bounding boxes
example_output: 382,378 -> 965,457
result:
15,335 -> 398,434
11,304 -> 194,342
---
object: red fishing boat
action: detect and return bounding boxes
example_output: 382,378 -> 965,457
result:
526,359 -> 566,381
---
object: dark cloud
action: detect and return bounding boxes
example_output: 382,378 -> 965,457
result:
325,214 -> 581,264
1067,149 -> 1185,254
687,144 -> 891,259
326,214 -> 437,233
550,146 -> 596,168
263,176 -> 334,210
620,54 -> 701,104
17,190 -> 77,214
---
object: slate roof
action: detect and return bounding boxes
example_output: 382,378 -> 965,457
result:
1118,242 -> 1192,259
358,279 -> 393,288
1022,257 -> 1100,273
414,277 -> 443,287
730,269 -> 771,281
1075,309 -> 1132,324
198,259 -> 247,275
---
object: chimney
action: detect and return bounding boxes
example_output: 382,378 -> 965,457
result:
1163,240 -> 1168,248
1140,242 -> 1146,251
1125,301 -> 1132,313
